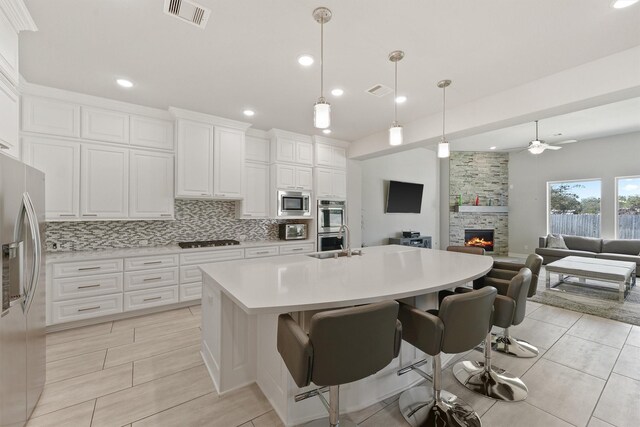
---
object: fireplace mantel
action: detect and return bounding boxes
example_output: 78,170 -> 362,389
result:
454,205 -> 509,214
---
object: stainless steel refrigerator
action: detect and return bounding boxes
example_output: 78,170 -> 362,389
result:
1,154 -> 46,427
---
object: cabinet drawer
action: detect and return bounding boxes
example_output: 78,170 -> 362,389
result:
180,248 -> 244,265
51,294 -> 123,324
124,286 -> 179,311
245,246 -> 279,259
124,267 -> 179,291
180,282 -> 202,302
279,243 -> 315,255
124,254 -> 179,271
53,259 -> 124,278
52,273 -> 123,302
180,265 -> 204,284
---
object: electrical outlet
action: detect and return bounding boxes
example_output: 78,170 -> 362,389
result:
52,242 -> 58,250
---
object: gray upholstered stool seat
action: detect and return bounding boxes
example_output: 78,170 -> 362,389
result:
277,301 -> 402,427
448,268 -> 532,402
396,286 -> 497,427
473,254 -> 543,358
446,245 -> 486,255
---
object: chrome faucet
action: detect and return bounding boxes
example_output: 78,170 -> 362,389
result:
338,224 -> 351,257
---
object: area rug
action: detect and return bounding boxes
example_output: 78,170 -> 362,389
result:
529,266 -> 640,326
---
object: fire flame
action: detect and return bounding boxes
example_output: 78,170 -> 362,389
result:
465,237 -> 493,248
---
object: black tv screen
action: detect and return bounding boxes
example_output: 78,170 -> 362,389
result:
386,180 -> 424,213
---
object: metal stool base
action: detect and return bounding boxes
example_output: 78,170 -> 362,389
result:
491,334 -> 539,358
304,418 -> 357,427
452,361 -> 528,402
398,386 -> 482,427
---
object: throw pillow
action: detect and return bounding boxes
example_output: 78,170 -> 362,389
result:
546,234 -> 568,249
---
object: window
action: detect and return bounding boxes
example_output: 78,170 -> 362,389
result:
616,176 -> 640,239
548,179 -> 601,237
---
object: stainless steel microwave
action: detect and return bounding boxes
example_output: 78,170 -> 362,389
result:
277,190 -> 311,217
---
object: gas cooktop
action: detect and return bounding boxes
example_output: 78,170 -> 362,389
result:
178,240 -> 240,249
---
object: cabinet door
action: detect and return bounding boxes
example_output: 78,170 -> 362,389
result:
176,119 -> 213,198
81,107 -> 130,144
130,116 -> 174,150
332,146 -> 347,169
331,169 -> 347,198
274,164 -> 296,189
21,96 -> 80,138
245,135 -> 269,163
213,127 -> 244,198
295,141 -> 313,165
315,143 -> 333,167
22,138 -> 80,220
273,137 -> 296,163
129,150 -> 174,219
0,11 -> 18,84
0,78 -> 18,159
241,162 -> 269,217
81,144 -> 129,219
315,167 -> 333,198
296,167 -> 313,190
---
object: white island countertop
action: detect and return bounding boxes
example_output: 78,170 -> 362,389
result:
200,245 -> 493,314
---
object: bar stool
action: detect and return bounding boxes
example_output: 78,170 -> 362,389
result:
277,301 -> 402,427
448,268 -> 532,401
446,245 -> 486,255
473,254 -> 543,358
396,286 -> 497,427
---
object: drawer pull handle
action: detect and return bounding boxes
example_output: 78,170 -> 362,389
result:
77,306 -> 100,312
256,251 -> 270,255
143,261 -> 163,265
78,284 -> 101,289
292,248 -> 304,251
143,277 -> 162,282
160,214 -> 172,217
143,296 -> 162,302
59,214 -> 76,217
83,214 -> 98,217
78,267 -> 101,271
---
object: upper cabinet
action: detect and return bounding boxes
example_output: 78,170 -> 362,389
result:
315,142 -> 346,169
22,96 -> 81,138
0,78 -> 18,158
130,115 -> 174,150
80,144 -> 129,219
129,150 -> 174,219
315,167 -> 346,200
270,130 -> 313,166
245,134 -> 270,163
237,162 -> 269,218
175,119 -> 214,199
272,164 -> 313,191
213,127 -> 244,199
81,107 -> 129,144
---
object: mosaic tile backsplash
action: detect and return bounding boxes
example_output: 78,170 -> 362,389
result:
46,200 -> 294,251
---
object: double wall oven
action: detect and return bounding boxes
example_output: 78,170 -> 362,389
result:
317,200 -> 346,252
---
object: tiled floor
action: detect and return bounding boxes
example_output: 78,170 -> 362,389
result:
27,301 -> 640,427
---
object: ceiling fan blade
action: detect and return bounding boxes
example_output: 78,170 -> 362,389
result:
554,139 -> 578,145
545,145 -> 562,150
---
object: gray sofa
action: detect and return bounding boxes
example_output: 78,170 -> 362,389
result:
536,235 -> 640,267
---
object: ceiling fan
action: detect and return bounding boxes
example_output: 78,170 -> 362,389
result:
524,120 -> 576,154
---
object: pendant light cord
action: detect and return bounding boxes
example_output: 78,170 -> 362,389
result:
394,60 -> 398,124
442,84 -> 446,140
535,120 -> 539,140
320,19 -> 324,98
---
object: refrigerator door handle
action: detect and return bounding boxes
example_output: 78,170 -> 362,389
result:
13,193 -> 41,311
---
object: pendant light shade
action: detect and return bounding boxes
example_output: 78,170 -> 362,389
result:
313,7 -> 332,129
437,79 -> 452,158
388,50 -> 405,146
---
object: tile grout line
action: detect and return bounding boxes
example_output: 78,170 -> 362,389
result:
123,391 -> 217,426
90,399 -> 97,427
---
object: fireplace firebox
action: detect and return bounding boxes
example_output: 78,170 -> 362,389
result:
464,229 -> 494,252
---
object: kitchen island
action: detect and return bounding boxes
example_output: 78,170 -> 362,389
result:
199,245 -> 492,426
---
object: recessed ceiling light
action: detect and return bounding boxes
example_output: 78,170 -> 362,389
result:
611,0 -> 639,8
322,129 -> 332,134
331,88 -> 344,97
395,95 -> 407,104
489,146 -> 497,150
297,54 -> 314,66
116,78 -> 133,88
243,109 -> 255,117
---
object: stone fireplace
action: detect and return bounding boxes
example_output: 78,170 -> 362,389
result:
465,229 -> 495,252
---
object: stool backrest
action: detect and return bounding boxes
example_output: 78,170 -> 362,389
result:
524,254 -> 543,297
507,268 -> 532,325
309,301 -> 400,386
438,287 -> 497,354
446,245 -> 486,255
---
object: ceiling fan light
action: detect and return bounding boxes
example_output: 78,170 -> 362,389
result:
437,140 -> 450,158
528,144 -> 545,155
389,124 -> 403,146
314,100 -> 331,129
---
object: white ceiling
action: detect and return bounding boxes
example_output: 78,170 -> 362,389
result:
450,97 -> 640,152
19,0 -> 640,141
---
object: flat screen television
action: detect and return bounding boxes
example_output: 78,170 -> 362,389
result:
386,180 -> 424,213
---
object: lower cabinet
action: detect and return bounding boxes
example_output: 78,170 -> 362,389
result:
180,282 -> 203,302
51,294 -> 123,324
124,286 -> 179,311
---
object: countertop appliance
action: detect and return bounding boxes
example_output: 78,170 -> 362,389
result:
1,154 -> 46,427
279,224 -> 307,240
277,190 -> 311,218
178,240 -> 240,249
317,200 -> 346,251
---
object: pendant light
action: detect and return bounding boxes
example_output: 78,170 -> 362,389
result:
313,7 -> 332,129
437,79 -> 452,158
388,50 -> 405,146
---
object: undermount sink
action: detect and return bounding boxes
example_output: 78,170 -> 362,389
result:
307,250 -> 362,260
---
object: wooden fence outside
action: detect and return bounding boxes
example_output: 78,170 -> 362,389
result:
550,214 -> 640,239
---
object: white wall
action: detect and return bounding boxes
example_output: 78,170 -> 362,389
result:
509,131 -> 640,255
346,159 -> 363,248
360,148 -> 440,247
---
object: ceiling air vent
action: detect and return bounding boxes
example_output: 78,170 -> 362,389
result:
366,84 -> 393,97
163,0 -> 211,29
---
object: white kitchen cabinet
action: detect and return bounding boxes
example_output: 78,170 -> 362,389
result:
296,140 -> 314,165
129,150 -> 174,219
315,143 -> 346,169
21,96 -> 81,138
279,243 -> 315,255
271,132 -> 313,165
51,294 -> 123,324
245,135 -> 269,163
315,167 -> 346,199
22,137 -> 80,220
80,144 -> 129,219
176,119 -> 214,198
213,126 -> 244,199
273,164 -> 312,190
0,9 -> 19,84
124,286 -> 179,311
81,107 -> 129,144
0,78 -> 19,159
272,135 -> 296,163
130,115 -> 174,150
332,169 -> 347,198
238,162 -> 269,218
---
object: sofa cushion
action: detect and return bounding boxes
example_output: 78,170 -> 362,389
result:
546,234 -> 568,249
562,235 -> 602,253
535,247 -> 597,258
595,253 -> 640,266
601,239 -> 640,256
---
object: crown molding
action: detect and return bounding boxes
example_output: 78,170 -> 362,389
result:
267,128 -> 312,142
311,135 -> 350,147
169,107 -> 252,131
0,0 -> 37,32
